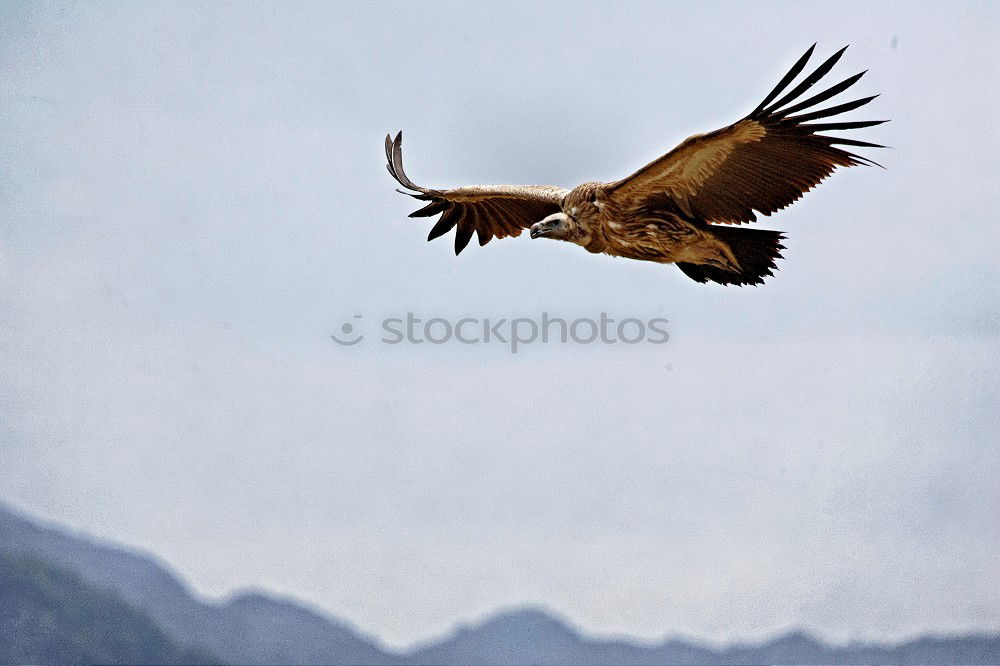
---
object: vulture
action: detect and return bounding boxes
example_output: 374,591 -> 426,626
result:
386,45 -> 885,285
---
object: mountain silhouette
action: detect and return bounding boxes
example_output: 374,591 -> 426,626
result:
406,607 -> 601,665
409,610 -> 1000,665
2,500 -> 999,665
0,502 -> 394,664
0,551 -> 215,664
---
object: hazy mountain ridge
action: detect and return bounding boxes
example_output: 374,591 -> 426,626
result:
2,501 -> 999,665
0,551 -> 216,665
405,608 -> 1000,666
0,502 -> 395,665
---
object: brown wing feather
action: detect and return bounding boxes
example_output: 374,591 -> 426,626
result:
606,46 -> 887,224
385,132 -> 568,254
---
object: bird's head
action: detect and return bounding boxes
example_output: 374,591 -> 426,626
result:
529,212 -> 589,244
529,212 -> 570,240
531,182 -> 604,245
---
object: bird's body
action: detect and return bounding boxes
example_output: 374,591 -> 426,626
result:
547,182 -> 741,270
387,45 -> 885,285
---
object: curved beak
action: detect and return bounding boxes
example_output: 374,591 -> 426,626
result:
530,212 -> 568,239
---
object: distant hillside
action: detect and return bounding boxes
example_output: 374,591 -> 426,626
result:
0,552 -> 214,665
408,607 -> 1000,666
2,500 -> 999,665
0,503 -> 395,665
405,607 -> 671,665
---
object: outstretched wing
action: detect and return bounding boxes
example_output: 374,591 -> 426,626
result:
605,45 -> 887,224
385,132 -> 568,254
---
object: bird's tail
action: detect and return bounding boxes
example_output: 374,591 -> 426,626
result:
676,227 -> 786,286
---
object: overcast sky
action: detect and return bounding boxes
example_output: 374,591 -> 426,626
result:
2,0 -> 999,650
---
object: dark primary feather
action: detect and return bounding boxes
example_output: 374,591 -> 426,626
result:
761,45 -> 848,115
453,210 -> 475,254
784,95 -> 881,125
753,43 -> 816,114
409,200 -> 449,218
428,208 -> 459,241
773,70 -> 867,118
801,119 -> 885,131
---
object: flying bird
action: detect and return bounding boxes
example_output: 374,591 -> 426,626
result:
386,45 -> 885,285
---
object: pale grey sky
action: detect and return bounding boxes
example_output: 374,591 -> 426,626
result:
1,0 -> 999,650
